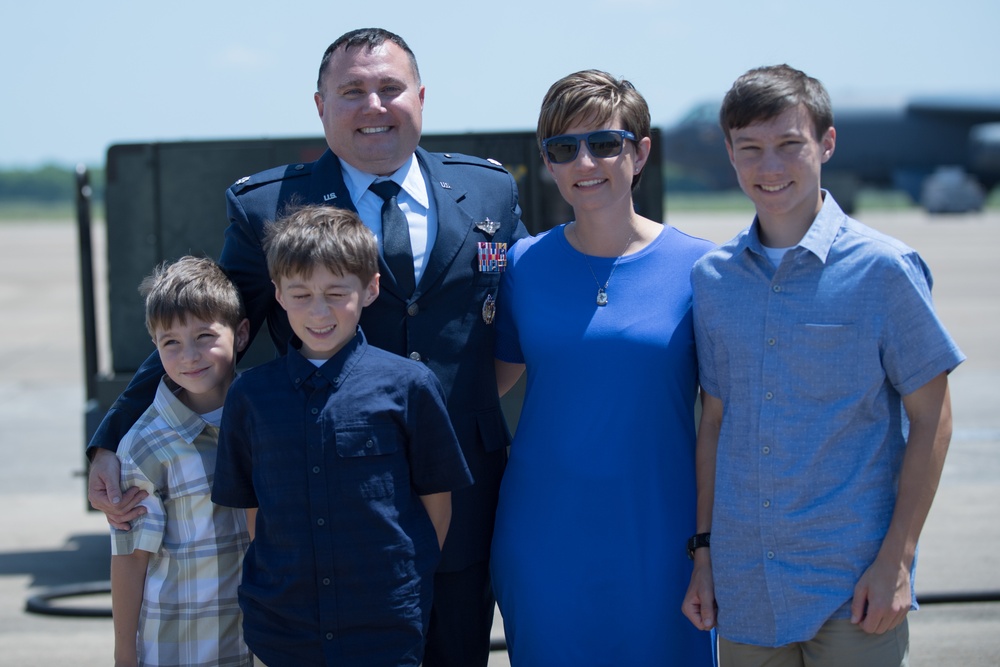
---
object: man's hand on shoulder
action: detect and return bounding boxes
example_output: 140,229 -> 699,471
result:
88,448 -> 147,531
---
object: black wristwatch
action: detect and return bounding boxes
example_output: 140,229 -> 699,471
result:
686,532 -> 711,560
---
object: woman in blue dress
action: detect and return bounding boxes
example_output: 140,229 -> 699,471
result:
491,70 -> 716,666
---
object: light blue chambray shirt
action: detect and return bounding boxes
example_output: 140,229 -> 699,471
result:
692,192 -> 965,647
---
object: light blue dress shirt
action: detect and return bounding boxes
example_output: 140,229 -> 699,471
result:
692,192 -> 965,646
339,155 -> 437,286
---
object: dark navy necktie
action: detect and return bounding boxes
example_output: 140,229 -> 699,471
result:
368,180 -> 416,295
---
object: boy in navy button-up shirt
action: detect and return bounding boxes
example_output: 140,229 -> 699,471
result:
213,205 -> 472,667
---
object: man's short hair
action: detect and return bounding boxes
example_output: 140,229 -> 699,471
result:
536,69 -> 651,191
264,205 -> 379,285
317,27 -> 421,91
720,64 -> 833,143
140,256 -> 245,338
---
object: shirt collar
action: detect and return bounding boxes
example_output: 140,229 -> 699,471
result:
151,376 -> 212,443
739,190 -> 846,264
284,326 -> 368,391
339,154 -> 429,211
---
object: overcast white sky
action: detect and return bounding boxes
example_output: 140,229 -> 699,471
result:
4,0 -> 999,167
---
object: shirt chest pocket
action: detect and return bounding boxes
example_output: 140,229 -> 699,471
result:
333,424 -> 402,499
789,323 -> 860,402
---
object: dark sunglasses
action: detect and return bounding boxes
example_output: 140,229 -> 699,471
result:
541,130 -> 637,164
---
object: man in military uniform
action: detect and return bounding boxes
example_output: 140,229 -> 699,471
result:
88,27 -> 527,667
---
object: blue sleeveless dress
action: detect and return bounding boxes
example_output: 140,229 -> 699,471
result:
492,224 -> 715,666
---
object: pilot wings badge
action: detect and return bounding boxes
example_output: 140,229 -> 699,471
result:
475,218 -> 501,236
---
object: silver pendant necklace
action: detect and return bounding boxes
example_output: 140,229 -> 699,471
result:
579,227 -> 635,307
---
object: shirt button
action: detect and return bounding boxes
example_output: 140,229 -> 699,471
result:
322,578 -> 331,586
312,466 -> 320,474
365,439 -> 374,448
762,446 -> 770,455
311,407 -> 319,415
407,303 -> 419,316
773,285 -> 782,293
317,518 -> 325,526
767,551 -> 775,559
765,391 -> 774,400
326,633 -> 334,640
767,337 -> 776,346
409,351 -> 422,361
763,499 -> 771,508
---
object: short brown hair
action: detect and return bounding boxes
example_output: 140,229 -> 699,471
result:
317,28 -> 420,91
720,64 -> 833,143
536,69 -> 651,190
264,205 -> 379,285
140,256 -> 245,338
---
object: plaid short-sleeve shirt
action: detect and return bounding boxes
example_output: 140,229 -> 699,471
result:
112,377 -> 252,666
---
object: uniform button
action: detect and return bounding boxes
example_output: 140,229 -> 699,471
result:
765,391 -> 774,400
312,466 -> 321,474
326,633 -> 334,640
767,338 -> 776,346
773,285 -> 782,293
407,303 -> 419,316
311,407 -> 319,415
409,351 -> 422,361
365,439 -> 374,448
767,551 -> 775,559
295,164 -> 305,171
762,446 -> 770,455
763,499 -> 771,508
317,518 -> 325,526
322,578 -> 331,586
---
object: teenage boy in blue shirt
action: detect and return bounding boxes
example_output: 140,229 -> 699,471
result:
681,64 -> 964,666
212,205 -> 472,667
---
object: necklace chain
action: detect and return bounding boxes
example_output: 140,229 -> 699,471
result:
579,227 -> 635,307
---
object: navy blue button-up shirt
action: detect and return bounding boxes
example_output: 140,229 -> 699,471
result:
214,329 -> 472,666
692,193 -> 965,646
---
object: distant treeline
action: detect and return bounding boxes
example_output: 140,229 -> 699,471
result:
0,165 -> 105,203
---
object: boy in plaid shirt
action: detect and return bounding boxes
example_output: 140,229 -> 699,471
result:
110,256 -> 252,666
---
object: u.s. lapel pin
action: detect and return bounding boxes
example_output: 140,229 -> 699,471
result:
323,192 -> 337,202
476,217 -> 501,236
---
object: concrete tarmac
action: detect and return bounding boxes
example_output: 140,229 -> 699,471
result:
0,208 -> 997,665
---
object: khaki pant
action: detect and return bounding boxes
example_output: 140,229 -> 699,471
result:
719,618 -> 909,667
